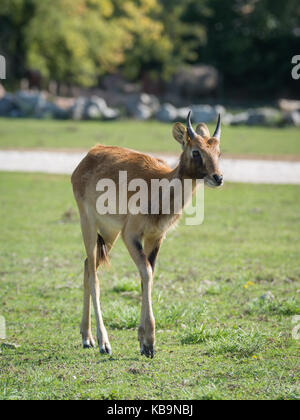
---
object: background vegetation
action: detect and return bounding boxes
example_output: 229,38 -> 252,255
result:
0,0 -> 299,98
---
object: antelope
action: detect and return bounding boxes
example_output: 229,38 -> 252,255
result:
71,111 -> 223,358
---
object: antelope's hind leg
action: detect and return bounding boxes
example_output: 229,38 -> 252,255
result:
81,258 -> 96,348
81,234 -> 112,350
80,215 -> 113,355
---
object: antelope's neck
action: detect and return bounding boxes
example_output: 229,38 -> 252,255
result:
165,155 -> 198,212
168,154 -> 196,184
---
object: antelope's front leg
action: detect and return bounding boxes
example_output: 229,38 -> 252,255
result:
123,230 -> 156,358
139,262 -> 155,358
140,235 -> 163,357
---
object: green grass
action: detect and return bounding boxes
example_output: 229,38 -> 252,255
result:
245,297 -> 299,316
0,117 -> 300,156
0,172 -> 299,400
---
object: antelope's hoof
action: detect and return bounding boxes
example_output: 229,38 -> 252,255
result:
141,344 -> 155,359
100,344 -> 112,356
82,337 -> 96,349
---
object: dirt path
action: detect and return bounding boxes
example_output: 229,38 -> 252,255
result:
0,149 -> 300,184
2,147 -> 300,162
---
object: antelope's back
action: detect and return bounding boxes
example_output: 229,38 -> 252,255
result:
71,144 -> 171,200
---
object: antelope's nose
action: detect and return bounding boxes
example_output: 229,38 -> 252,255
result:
213,174 -> 223,186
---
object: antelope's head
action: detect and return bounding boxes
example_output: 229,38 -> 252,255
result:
172,111 -> 223,187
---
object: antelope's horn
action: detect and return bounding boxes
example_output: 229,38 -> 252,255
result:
186,110 -> 197,140
212,113 -> 221,140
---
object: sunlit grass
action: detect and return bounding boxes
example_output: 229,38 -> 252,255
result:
0,172 -> 299,400
0,117 -> 300,156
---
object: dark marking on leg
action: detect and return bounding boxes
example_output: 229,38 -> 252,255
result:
133,238 -> 145,260
133,238 -> 143,252
148,246 -> 159,271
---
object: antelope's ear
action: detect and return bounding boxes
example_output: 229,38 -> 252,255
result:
172,123 -> 187,147
196,123 -> 210,138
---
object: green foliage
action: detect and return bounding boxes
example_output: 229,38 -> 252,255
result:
1,0 -> 299,94
25,0 -> 129,86
0,0 -> 35,82
113,0 -> 174,80
183,0 -> 300,96
0,0 -> 175,86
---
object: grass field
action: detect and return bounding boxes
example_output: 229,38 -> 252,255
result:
0,118 -> 300,157
0,172 -> 299,400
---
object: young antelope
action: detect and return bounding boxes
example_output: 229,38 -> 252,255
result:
71,111 -> 223,358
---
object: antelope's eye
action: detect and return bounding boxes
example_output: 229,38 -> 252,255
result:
192,150 -> 201,158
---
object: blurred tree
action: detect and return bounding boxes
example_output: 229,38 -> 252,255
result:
25,0 -> 129,87
112,0 -> 173,81
0,0 -> 299,97
182,0 -> 300,97
159,0 -> 207,66
0,0 -> 35,83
